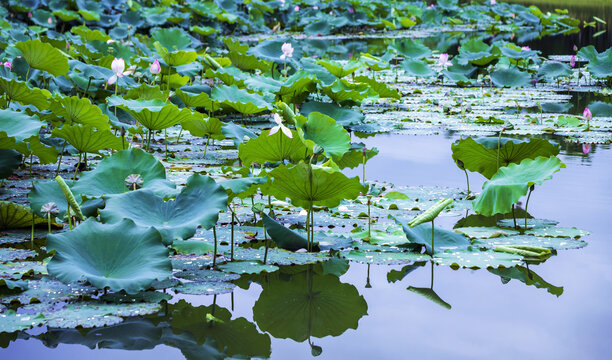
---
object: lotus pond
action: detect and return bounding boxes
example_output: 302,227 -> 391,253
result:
0,0 -> 611,359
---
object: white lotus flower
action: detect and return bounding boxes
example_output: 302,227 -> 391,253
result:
280,42 -> 294,60
107,58 -> 135,85
269,113 -> 293,138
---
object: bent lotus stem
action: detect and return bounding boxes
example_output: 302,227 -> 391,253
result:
463,168 -> 470,198
55,140 -> 66,177
524,186 -> 534,229
176,128 -> 183,144
203,136 -> 210,158
73,152 -> 82,180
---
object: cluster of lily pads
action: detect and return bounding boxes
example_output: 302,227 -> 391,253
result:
0,0 -> 600,358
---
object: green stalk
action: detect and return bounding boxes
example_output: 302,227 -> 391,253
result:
212,226 -> 218,268
463,168 -> 470,198
230,208 -> 235,261
47,212 -> 51,233
497,129 -> 503,171
511,204 -> 517,229
367,196 -> 371,239
203,136 -> 210,158
73,152 -> 82,180
263,222 -> 269,265
176,128 -> 183,145
431,219 -> 435,257
164,128 -> 168,158
31,212 -> 35,249
524,187 -> 533,229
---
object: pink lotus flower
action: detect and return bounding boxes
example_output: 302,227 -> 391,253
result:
570,55 -> 576,68
150,59 -> 161,75
573,45 -> 578,52
66,41 -> 70,50
490,0 -> 497,4
349,8 -> 354,13
107,58 -> 135,85
438,53 -> 452,67
47,17 -> 53,24
106,39 -> 115,44
28,12 -> 32,18
280,42 -> 293,60
3,61 -> 11,69
521,46 -> 530,51
294,5 -> 299,11
313,6 -> 318,10
582,144 -> 591,154
583,107 -> 592,121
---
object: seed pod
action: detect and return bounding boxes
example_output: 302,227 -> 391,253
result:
55,175 -> 84,220
407,198 -> 453,228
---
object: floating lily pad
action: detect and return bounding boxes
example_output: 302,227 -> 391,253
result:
0,248 -> 37,263
172,281 -> 236,295
525,227 -> 590,239
474,235 -> 587,251
434,250 -> 523,269
44,302 -> 161,329
217,261 -> 279,274
454,227 -> 520,239
343,250 -> 429,265
174,269 -> 240,282
0,310 -> 45,334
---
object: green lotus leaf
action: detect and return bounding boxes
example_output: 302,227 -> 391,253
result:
0,77 -> 52,110
588,101 -> 612,117
15,39 -> 69,76
387,264 -> 424,283
47,218 -> 171,294
524,227 -> 590,239
181,115 -> 225,140
0,201 -> 47,230
0,310 -> 45,334
267,161 -> 365,209
28,179 -> 104,220
454,226 -> 520,239
473,156 -> 566,216
51,124 -> 124,154
390,39 -> 432,59
489,265 -> 563,296
451,137 -> 560,179
300,101 -> 364,127
0,109 -> 44,150
221,122 -> 257,148
219,177 -> 267,200
434,250 -> 522,269
354,75 -> 401,99
352,228 -> 410,246
109,96 -> 200,131
334,143 -> 379,169
443,70 -> 471,83
71,148 -> 175,198
457,39 -> 498,66
298,112 -> 351,160
537,61 -> 572,79
211,85 -> 271,114
261,212 -> 308,251
223,38 -> 269,72
42,302 -> 161,329
12,136 -> 59,164
343,250 -> 429,265
315,59 -> 361,78
175,88 -> 216,110
359,54 -> 389,71
153,42 -> 198,67
490,68 -> 531,87
78,8 -> 100,21
100,174 -> 227,245
53,9 -> 81,22
233,247 -> 328,266
474,234 -> 586,251
152,28 -> 192,51
50,96 -> 110,130
124,84 -> 169,102
239,129 -> 308,166
407,287 -> 451,309
245,76 -> 283,94
217,261 -> 279,274
401,59 -> 435,77
321,79 -> 370,103
0,149 -> 20,179
205,66 -> 248,87
588,50 -> 612,79
253,270 -> 367,342
172,281 -> 236,295
394,219 -> 471,255
169,300 -> 271,358
277,72 -> 318,103
190,25 -> 218,36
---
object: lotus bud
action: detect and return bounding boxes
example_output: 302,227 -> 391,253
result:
47,17 -> 53,24
125,174 -> 144,190
28,12 -> 32,18
3,61 -> 11,70
294,5 -> 299,12
583,107 -> 592,121
521,46 -> 530,51
41,202 -> 59,216
150,59 -> 161,74
582,143 -> 591,154
570,55 -> 576,68
573,45 -> 578,52
490,0 -> 496,4
349,8 -> 354,13
313,6 -> 318,10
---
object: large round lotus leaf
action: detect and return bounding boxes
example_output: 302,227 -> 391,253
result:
489,265 -> 563,297
395,219 -> 471,255
434,250 -> 523,269
223,38 -> 269,72
205,67 -> 249,87
298,112 -> 350,160
537,61 -> 572,79
219,177 -> 267,200
248,38 -> 302,66
334,143 -> 378,170
300,101 -> 364,126
0,77 -> 52,110
490,68 -> 531,87
454,226 -> 520,239
211,85 -> 271,114
100,174 -> 227,245
0,201 -> 47,230
253,271 -> 367,342
321,78 -> 370,103
239,129 -> 308,166
401,59 -> 435,77
0,277 -> 97,305
473,156 -> 565,216
351,228 -> 409,246
71,148 -> 175,198
43,302 -> 161,329
0,109 -> 44,149
588,101 -> 612,117
267,162 -> 365,209
0,310 -> 45,334
113,99 -> 199,131
174,269 -> 240,283
277,72 -> 318,103
49,96 -> 110,130
15,39 -> 69,76
0,149 -> 21,179
343,250 -> 429,265
525,227 -> 590,239
152,28 -> 192,51
181,115 -> 225,140
588,50 -> 612,79
51,124 -> 124,154
218,261 -> 279,274
391,39 -> 431,59
47,218 -> 172,294
451,137 -> 560,179
169,300 -> 271,358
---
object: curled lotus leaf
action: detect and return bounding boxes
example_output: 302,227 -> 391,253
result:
47,218 -> 172,294
51,124 -> 124,154
50,96 -> 111,130
100,174 -> 227,245
394,219 -> 471,255
298,112 -> 351,160
15,39 -> 69,76
181,115 -> 225,140
239,129 -> 308,166
0,201 -> 47,230
473,156 -> 566,216
211,85 -> 272,114
0,77 -> 52,110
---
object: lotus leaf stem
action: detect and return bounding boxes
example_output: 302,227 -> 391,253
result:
47,212 -> 51,233
431,219 -> 435,257
164,129 -> 168,158
212,226 -> 218,268
176,128 -> 183,144
511,204 -> 517,229
524,187 -> 534,229
230,210 -> 235,261
263,222 -> 269,265
463,168 -> 470,198
203,136 -> 210,158
31,212 -> 34,249
73,153 -> 82,180
367,195 -> 372,239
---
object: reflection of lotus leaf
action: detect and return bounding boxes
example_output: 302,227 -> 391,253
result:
253,270 -> 367,342
489,266 -> 563,296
